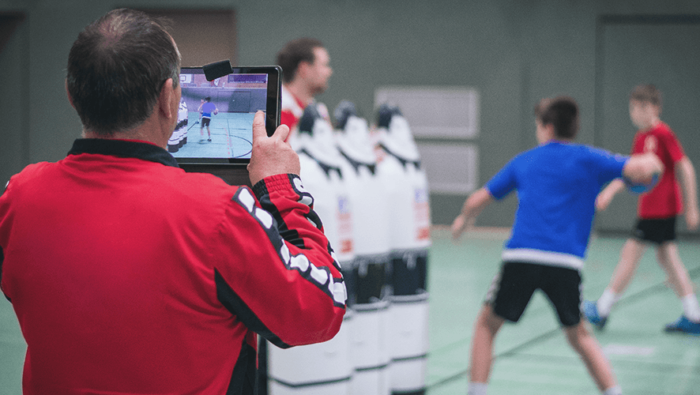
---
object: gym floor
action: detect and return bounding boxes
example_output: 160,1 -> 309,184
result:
426,227 -> 700,395
1,228 -> 699,394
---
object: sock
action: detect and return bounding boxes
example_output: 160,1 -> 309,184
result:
603,385 -> 622,395
468,382 -> 488,395
597,288 -> 619,317
682,294 -> 700,322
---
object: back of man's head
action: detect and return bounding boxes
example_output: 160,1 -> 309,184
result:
276,37 -> 324,84
67,8 -> 180,136
630,84 -> 662,108
536,96 -> 579,139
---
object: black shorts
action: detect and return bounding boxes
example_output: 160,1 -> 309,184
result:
201,117 -> 211,127
486,261 -> 582,327
632,217 -> 676,244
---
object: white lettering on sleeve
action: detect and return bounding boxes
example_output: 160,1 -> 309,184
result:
237,188 -> 256,213
254,207 -> 274,229
309,265 -> 329,286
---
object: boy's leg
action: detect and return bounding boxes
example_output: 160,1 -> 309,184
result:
607,238 -> 647,297
564,322 -> 621,394
656,242 -> 695,298
469,304 -> 504,393
596,239 -> 647,317
657,242 -> 700,332
470,261 -> 535,394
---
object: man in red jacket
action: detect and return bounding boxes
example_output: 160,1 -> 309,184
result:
0,8 -> 345,395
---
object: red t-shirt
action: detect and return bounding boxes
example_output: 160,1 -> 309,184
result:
631,121 -> 685,218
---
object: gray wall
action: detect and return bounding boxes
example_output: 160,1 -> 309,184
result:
2,0 -> 700,234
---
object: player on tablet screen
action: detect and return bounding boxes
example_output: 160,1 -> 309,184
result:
198,96 -> 218,142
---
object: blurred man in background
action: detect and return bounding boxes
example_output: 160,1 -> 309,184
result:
276,37 -> 333,136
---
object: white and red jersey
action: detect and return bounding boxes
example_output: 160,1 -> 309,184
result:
280,85 -> 330,143
0,139 -> 346,395
631,121 -> 685,219
280,84 -> 306,132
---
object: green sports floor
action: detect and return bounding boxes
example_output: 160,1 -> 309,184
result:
1,228 -> 699,394
426,227 -> 700,395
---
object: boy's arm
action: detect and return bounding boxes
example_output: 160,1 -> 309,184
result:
677,156 -> 699,230
451,187 -> 494,240
597,152 -> 663,211
596,179 -> 625,212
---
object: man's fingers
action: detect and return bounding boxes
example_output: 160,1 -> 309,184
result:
252,111 -> 267,141
252,111 -> 291,143
272,124 -> 291,142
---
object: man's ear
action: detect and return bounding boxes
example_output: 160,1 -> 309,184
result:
65,79 -> 75,109
158,78 -> 175,119
296,61 -> 311,80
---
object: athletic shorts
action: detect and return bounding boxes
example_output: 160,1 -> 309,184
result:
632,217 -> 676,244
201,117 -> 211,127
485,261 -> 582,327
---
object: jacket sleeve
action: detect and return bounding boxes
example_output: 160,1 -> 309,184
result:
213,173 -> 346,349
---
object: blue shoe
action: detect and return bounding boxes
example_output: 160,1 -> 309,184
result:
664,315 -> 700,335
583,300 -> 608,330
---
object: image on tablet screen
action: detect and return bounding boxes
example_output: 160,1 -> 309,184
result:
169,67 -> 269,160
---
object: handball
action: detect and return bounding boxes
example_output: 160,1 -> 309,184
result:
625,173 -> 659,194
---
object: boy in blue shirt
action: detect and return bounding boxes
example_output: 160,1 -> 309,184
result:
452,97 -> 663,395
198,96 -> 219,142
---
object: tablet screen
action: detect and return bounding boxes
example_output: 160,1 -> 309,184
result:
171,66 -> 281,164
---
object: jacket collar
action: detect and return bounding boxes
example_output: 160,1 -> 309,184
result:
68,139 -> 179,168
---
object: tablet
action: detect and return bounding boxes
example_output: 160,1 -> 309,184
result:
170,65 -> 281,165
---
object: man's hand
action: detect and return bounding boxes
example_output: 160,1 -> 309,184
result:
248,111 -> 300,185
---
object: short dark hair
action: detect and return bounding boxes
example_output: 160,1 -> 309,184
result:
630,84 -> 662,108
535,96 -> 579,139
66,8 -> 181,135
276,37 -> 324,83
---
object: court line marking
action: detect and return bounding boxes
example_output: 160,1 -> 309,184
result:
426,265 -> 700,390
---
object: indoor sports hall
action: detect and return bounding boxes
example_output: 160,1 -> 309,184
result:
2,2 -> 700,395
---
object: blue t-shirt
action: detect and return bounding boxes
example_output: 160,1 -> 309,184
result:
485,141 -> 627,270
201,102 -> 216,118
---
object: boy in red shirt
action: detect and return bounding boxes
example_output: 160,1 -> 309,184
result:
585,84 -> 700,334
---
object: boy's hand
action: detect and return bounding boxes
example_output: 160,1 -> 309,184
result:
451,214 -> 466,240
451,213 -> 474,241
595,179 -> 625,211
595,191 -> 613,212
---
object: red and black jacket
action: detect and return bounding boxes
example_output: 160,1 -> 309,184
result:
0,139 -> 346,395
